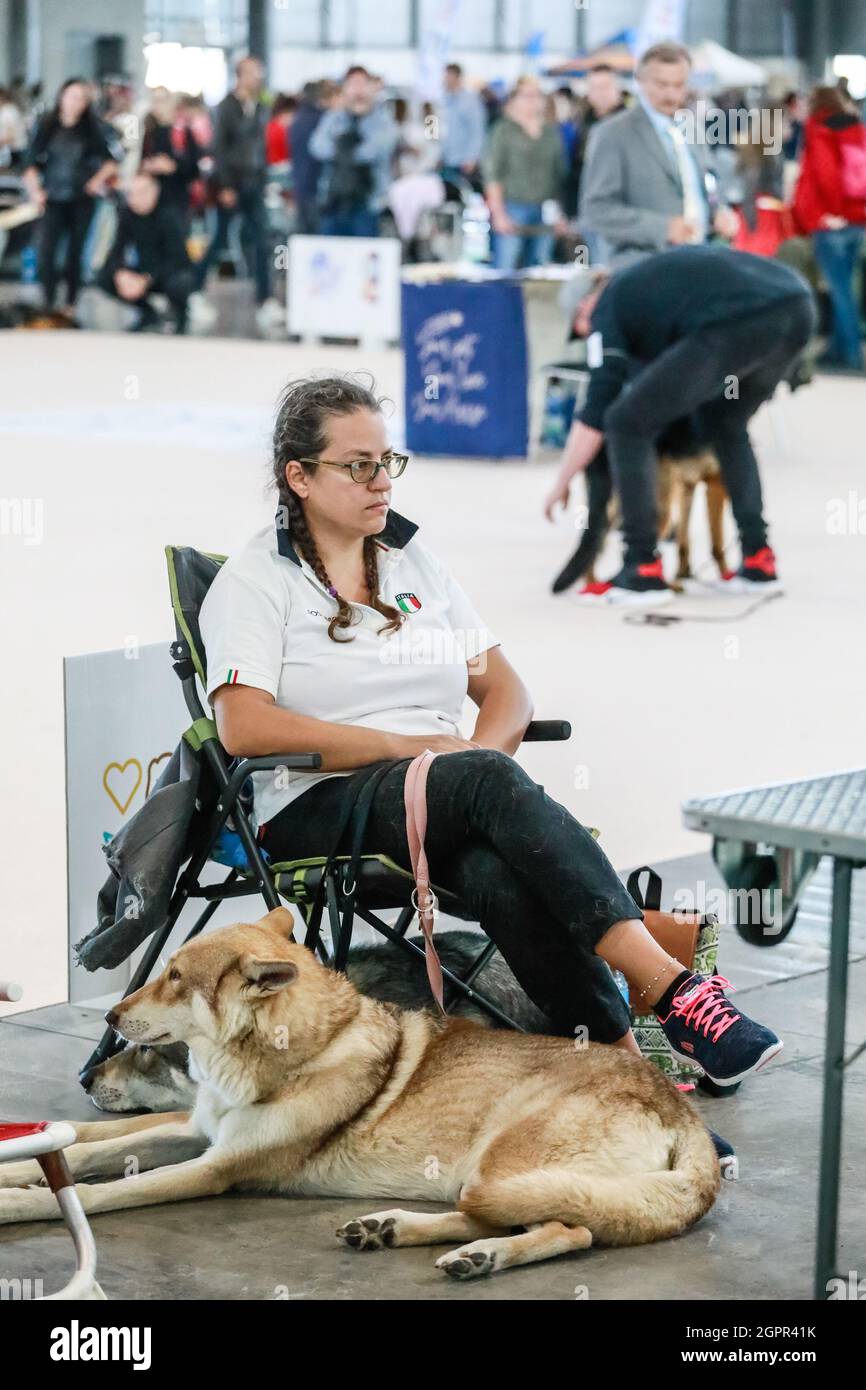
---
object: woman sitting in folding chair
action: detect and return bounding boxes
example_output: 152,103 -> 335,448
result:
199,373 -> 782,1086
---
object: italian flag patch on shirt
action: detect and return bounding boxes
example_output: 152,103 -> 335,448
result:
226,668 -> 240,684
395,592 -> 422,613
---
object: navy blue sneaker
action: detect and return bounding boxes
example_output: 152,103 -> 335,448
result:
708,1129 -> 733,1159
708,1129 -> 739,1181
657,973 -> 783,1086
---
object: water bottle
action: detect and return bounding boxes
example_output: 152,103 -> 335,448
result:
461,193 -> 490,264
20,243 -> 37,285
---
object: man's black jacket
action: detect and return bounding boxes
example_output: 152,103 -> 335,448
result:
102,199 -> 192,282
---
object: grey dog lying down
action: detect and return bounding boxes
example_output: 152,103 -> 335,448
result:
87,931 -> 551,1114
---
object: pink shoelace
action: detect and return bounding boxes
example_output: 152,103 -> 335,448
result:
671,974 -> 741,1042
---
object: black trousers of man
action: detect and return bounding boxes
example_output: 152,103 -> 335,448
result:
603,293 -> 816,565
97,265 -> 195,333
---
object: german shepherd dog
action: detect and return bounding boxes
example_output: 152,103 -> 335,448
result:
0,910 -> 719,1278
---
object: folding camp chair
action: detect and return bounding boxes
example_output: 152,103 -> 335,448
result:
80,545 -> 572,1083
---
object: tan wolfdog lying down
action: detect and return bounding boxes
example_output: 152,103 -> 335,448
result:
0,909 -> 720,1278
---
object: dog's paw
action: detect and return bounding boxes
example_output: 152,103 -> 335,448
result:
336,1215 -> 398,1251
436,1246 -> 497,1280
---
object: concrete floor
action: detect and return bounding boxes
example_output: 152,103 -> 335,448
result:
1,851 -> 863,1302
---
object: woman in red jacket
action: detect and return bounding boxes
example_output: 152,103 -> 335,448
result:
794,85 -> 866,370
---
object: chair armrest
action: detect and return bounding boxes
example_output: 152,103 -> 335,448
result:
220,753 -> 323,810
521,720 -> 572,742
221,732 -> 569,822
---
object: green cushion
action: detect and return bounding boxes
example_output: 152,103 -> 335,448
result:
266,853 -> 415,904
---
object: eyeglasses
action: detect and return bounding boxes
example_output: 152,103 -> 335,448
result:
297,453 -> 409,484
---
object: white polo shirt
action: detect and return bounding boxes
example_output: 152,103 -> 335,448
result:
199,510 -> 501,829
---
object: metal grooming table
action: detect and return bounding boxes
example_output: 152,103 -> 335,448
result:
683,768 -> 866,1300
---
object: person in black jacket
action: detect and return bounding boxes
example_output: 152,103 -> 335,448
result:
97,172 -> 195,332
291,81 -> 327,234
140,86 -> 201,222
196,55 -> 271,306
23,77 -> 120,312
544,246 -> 816,604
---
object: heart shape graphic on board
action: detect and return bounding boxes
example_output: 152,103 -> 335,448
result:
145,751 -> 172,799
102,758 -> 143,816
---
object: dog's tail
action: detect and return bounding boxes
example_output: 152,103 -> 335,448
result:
551,454 -> 612,594
461,1120 -> 720,1247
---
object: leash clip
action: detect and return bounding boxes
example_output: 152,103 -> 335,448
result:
411,885 -> 438,917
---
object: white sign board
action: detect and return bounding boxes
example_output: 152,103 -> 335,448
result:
64,642 -> 188,1005
288,235 -> 402,344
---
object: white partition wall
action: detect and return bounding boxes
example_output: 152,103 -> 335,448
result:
64,642 -> 187,1006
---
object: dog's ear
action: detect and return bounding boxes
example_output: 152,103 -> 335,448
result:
257,907 -> 295,938
240,956 -> 298,996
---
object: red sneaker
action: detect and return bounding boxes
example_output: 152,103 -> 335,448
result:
574,556 -> 674,607
723,546 -> 780,593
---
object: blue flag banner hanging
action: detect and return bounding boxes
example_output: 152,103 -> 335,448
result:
402,281 -> 529,458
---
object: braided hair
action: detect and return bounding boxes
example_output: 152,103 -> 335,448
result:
272,374 -> 407,644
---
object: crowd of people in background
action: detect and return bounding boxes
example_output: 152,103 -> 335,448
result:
0,45 -> 864,367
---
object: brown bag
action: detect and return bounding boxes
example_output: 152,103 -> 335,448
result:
621,866 -> 700,1003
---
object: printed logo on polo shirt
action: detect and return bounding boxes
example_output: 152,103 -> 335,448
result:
226,668 -> 240,684
395,592 -> 422,614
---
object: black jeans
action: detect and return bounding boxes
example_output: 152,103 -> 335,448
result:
38,196 -> 95,309
97,265 -> 195,330
604,294 -> 817,564
197,186 -> 270,304
261,749 -> 640,1042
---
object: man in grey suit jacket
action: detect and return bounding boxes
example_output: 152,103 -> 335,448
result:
579,41 -> 738,267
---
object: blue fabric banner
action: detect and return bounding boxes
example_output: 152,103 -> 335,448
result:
402,281 -> 529,458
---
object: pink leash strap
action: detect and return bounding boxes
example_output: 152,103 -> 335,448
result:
403,750 -> 445,1013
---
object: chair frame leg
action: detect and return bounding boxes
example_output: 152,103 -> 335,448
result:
351,901 -> 526,1031
392,904 -> 415,938
441,937 -> 498,1012
328,869 -> 353,971
300,895 -> 332,965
